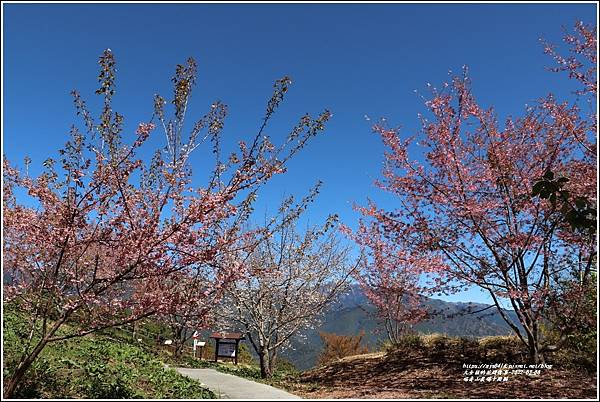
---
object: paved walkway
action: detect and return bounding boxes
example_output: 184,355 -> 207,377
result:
174,367 -> 301,399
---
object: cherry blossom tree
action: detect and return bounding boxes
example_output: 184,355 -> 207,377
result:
346,22 -> 596,363
217,193 -> 357,378
151,271 -> 221,356
2,49 -> 331,397
341,220 -> 435,344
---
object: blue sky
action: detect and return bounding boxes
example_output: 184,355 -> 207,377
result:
3,2 -> 596,304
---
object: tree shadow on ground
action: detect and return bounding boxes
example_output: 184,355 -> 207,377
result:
292,345 -> 596,399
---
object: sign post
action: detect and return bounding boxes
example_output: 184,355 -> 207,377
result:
192,331 -> 206,359
210,332 -> 245,365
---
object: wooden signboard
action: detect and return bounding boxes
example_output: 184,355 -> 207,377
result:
217,342 -> 236,357
210,332 -> 245,365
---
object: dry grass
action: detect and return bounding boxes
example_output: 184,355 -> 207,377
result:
285,334 -> 597,399
338,351 -> 385,362
477,335 -> 520,348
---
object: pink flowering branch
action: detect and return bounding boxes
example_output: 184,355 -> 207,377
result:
345,22 -> 596,362
3,49 -> 330,397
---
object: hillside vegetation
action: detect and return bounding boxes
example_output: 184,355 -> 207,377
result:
5,305 -> 596,400
3,312 -> 215,399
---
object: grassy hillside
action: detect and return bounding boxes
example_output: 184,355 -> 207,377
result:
3,311 -> 215,399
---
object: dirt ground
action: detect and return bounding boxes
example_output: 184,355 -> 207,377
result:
286,350 -> 597,399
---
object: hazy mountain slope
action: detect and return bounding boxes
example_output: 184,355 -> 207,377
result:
282,286 -> 520,370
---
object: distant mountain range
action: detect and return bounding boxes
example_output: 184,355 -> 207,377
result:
281,285 -> 520,370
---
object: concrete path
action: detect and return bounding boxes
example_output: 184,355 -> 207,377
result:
174,367 -> 301,399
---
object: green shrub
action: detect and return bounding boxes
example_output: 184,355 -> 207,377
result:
217,363 -> 262,380
236,343 -> 257,365
275,357 -> 298,374
542,324 -> 597,372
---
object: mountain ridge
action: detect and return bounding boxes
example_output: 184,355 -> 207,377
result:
282,285 -> 520,370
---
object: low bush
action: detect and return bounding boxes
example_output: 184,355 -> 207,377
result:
386,332 -> 424,350
422,333 -> 451,350
275,357 -> 299,374
317,331 -> 369,365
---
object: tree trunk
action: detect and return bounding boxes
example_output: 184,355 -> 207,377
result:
258,349 -> 272,379
174,341 -> 183,356
526,328 -> 544,364
258,350 -> 266,378
172,325 -> 184,356
269,350 -> 278,375
529,343 -> 542,364
5,312 -> 70,398
4,336 -> 50,398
